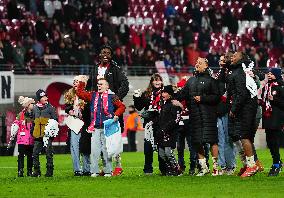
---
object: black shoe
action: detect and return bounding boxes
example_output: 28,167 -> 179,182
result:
74,171 -> 82,176
189,169 -> 195,176
82,172 -> 91,176
27,170 -> 33,177
268,163 -> 282,177
45,170 -> 53,177
32,170 -> 41,177
18,169 -> 24,177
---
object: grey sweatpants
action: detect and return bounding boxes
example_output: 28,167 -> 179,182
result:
158,147 -> 180,175
90,129 -> 112,174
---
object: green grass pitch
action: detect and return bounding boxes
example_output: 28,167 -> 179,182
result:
0,149 -> 284,197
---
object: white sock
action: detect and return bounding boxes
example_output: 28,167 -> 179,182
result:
212,157 -> 218,169
246,156 -> 256,168
115,154 -> 122,168
198,158 -> 207,169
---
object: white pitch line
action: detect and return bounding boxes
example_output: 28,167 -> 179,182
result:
0,167 -> 17,169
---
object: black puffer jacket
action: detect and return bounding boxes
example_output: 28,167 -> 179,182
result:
261,80 -> 284,130
87,60 -> 129,100
176,69 -> 219,144
226,63 -> 258,141
156,100 -> 181,147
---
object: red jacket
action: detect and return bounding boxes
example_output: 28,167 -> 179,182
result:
76,82 -> 126,117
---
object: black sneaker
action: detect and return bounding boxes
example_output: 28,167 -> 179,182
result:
27,170 -> 33,177
268,163 -> 282,177
32,170 -> 41,177
82,172 -> 91,176
45,169 -> 53,177
74,171 -> 82,176
189,169 -> 195,176
18,170 -> 24,177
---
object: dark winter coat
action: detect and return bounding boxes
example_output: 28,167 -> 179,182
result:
226,63 -> 258,141
261,80 -> 284,130
156,100 -> 181,148
86,60 -> 129,100
176,69 -> 219,144
133,89 -> 161,126
133,89 -> 161,143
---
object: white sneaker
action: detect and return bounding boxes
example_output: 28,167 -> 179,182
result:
91,173 -> 100,177
212,168 -> 220,176
196,168 -> 210,176
226,167 -> 236,175
104,173 -> 112,177
219,168 -> 226,176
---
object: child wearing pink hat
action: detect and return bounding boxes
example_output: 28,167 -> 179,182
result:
10,96 -> 35,177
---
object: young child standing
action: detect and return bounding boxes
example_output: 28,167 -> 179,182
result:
76,78 -> 125,177
10,96 -> 35,177
260,68 -> 284,176
32,89 -> 58,177
157,85 -> 182,176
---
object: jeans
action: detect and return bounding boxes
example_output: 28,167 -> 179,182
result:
70,130 -> 81,172
90,129 -> 112,174
82,154 -> 91,173
217,115 -> 236,169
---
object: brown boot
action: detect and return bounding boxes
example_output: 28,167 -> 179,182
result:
256,160 -> 264,172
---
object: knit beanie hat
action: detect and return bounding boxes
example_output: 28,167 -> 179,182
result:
18,96 -> 35,108
36,89 -> 47,101
268,68 -> 282,80
73,75 -> 89,84
162,85 -> 174,96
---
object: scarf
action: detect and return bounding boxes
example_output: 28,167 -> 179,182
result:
262,81 -> 279,118
149,90 -> 161,111
87,91 -> 110,132
36,102 -> 47,108
242,62 -> 258,98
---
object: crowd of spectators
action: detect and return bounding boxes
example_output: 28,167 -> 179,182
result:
0,0 -> 284,75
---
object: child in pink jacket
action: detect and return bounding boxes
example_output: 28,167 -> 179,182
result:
10,96 -> 35,177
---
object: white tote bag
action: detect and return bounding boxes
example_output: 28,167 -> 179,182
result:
103,119 -> 123,158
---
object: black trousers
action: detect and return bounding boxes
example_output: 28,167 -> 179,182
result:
32,139 -> 54,170
143,139 -> 166,174
266,129 -> 282,164
176,120 -> 198,171
143,139 -> 154,173
127,130 -> 137,152
18,144 -> 33,171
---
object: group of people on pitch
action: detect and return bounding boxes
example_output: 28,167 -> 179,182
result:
10,46 -> 284,178
134,51 -> 284,177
